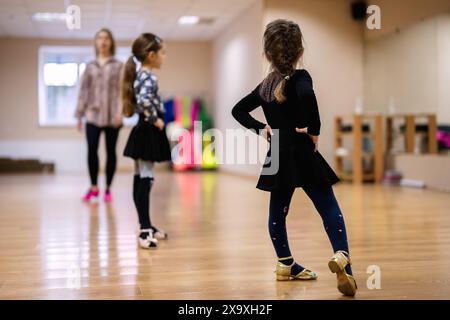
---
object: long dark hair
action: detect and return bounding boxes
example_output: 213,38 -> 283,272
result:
121,33 -> 163,117
94,28 -> 116,56
261,19 -> 304,103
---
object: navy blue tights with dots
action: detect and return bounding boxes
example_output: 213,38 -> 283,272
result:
269,183 -> 352,276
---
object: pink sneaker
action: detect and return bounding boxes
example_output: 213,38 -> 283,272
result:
104,191 -> 113,202
82,189 -> 99,202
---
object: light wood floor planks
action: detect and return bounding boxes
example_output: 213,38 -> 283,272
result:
0,171 -> 449,299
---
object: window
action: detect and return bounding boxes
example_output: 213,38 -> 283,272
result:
38,46 -> 137,126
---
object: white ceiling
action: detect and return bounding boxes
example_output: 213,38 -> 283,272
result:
0,0 -> 258,40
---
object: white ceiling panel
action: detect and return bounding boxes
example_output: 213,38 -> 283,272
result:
0,0 -> 258,40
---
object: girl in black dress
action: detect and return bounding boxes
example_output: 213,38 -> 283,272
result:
121,33 -> 172,250
231,19 -> 357,296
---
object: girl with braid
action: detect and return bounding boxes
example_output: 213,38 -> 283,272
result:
231,19 -> 357,296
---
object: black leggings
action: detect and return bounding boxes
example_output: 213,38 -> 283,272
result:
269,183 -> 352,274
85,122 -> 121,187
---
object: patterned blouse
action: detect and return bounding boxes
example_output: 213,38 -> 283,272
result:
75,57 -> 123,127
134,69 -> 165,124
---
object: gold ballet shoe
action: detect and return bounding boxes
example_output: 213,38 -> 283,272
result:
275,256 -> 318,281
328,250 -> 357,296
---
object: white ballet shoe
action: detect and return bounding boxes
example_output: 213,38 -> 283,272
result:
138,229 -> 158,250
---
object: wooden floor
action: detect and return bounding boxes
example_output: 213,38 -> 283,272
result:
0,170 -> 449,300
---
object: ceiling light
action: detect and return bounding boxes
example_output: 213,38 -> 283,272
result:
32,12 -> 67,22
178,16 -> 200,25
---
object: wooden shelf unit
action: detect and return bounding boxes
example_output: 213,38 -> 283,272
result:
335,113 -> 384,183
386,113 -> 438,154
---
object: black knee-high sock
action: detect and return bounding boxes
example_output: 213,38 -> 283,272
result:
136,177 -> 153,230
133,174 -> 140,213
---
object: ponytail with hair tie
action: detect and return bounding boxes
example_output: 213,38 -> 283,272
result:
121,55 -> 138,117
274,70 -> 294,103
132,55 -> 142,69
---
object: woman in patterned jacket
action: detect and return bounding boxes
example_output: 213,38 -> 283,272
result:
76,28 -> 123,203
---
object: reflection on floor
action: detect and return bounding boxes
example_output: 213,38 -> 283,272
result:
0,171 -> 449,299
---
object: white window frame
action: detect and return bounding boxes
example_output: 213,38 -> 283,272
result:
38,45 -> 136,127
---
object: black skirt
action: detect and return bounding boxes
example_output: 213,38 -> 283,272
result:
123,115 -> 172,162
256,131 -> 340,191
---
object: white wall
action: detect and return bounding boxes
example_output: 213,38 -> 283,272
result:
365,0 -> 450,40
364,16 -> 439,114
364,13 -> 450,124
212,0 -> 266,176
437,14 -> 450,124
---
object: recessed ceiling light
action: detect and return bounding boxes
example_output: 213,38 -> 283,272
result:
178,16 -> 200,25
32,12 -> 67,22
